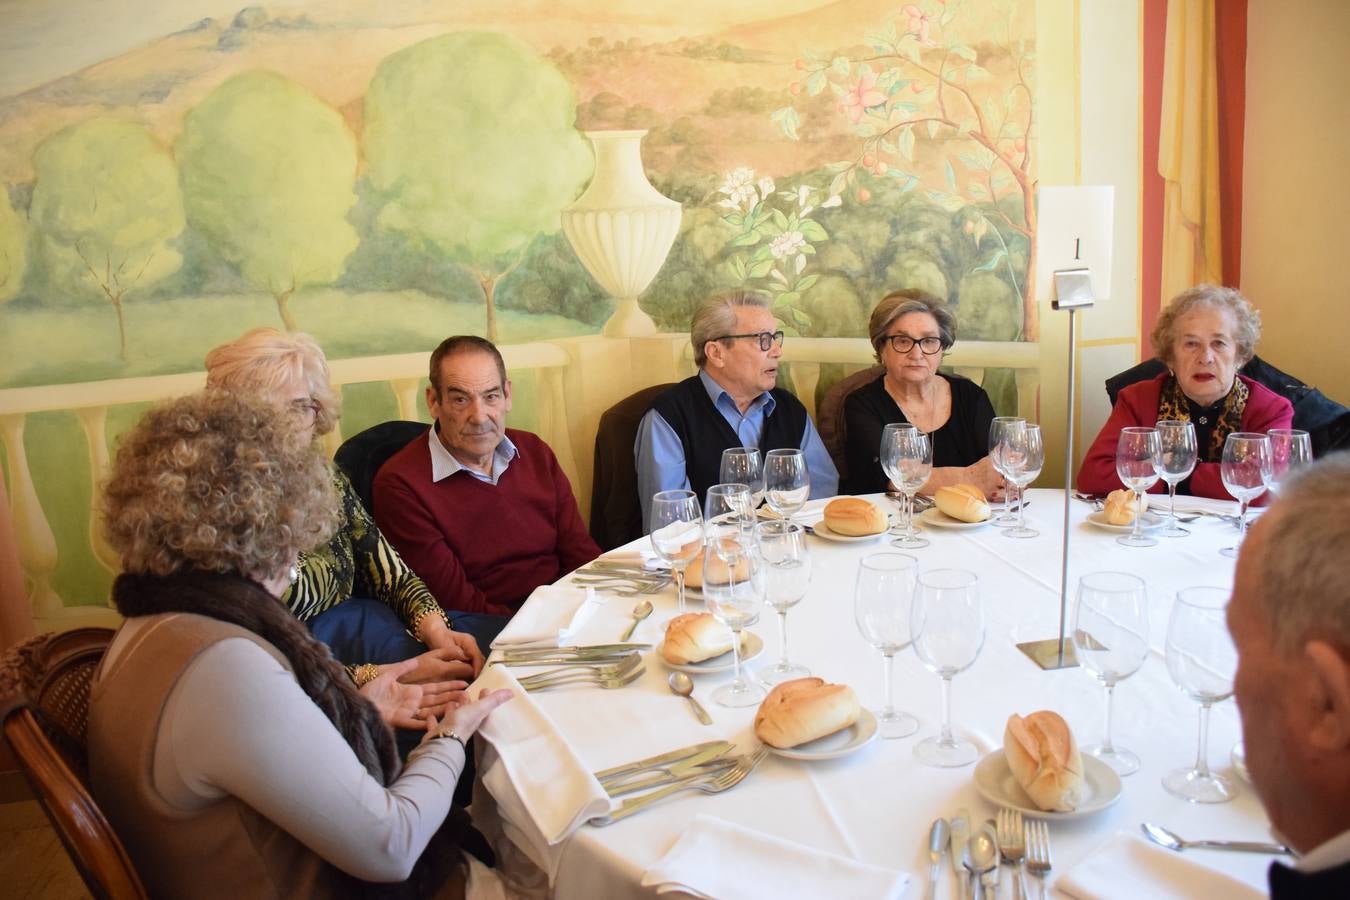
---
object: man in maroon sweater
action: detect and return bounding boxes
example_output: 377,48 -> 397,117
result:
372,336 -> 601,619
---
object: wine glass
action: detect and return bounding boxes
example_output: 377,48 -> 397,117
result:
764,448 -> 809,524
702,516 -> 766,708
1115,426 -> 1162,548
649,489 -> 703,614
1072,572 -> 1150,775
881,423 -> 932,550
911,569 -> 984,767
1219,433 -> 1272,559
854,553 -> 921,739
1163,586 -> 1239,803
1000,423 -> 1043,539
757,520 -> 811,683
1156,420 -> 1198,538
705,482 -> 754,538
988,416 -> 1025,527
720,447 -> 764,509
1266,428 -> 1312,496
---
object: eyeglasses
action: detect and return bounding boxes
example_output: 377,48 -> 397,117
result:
289,398 -> 321,420
885,334 -> 945,355
715,331 -> 786,352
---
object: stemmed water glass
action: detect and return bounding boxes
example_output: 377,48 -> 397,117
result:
1072,572 -> 1150,775
988,416 -> 1025,527
649,489 -> 703,614
911,569 -> 984,766
764,448 -> 809,524
1163,587 -> 1239,803
703,510 -> 765,708
854,553 -> 921,739
1156,420 -> 1198,538
1219,433 -> 1272,559
705,482 -> 755,535
720,447 -> 764,509
1000,423 -> 1043,539
1266,428 -> 1312,496
1115,426 -> 1162,548
757,520 -> 811,683
881,423 -> 932,549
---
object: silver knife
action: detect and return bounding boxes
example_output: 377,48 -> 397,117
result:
950,808 -> 970,900
927,818 -> 949,900
594,740 -> 733,783
493,655 -> 636,668
603,744 -> 737,795
497,643 -> 651,659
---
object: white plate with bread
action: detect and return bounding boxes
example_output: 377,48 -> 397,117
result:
1086,510 -> 1164,533
769,708 -> 878,760
807,497 -> 888,542
918,507 -> 989,530
754,678 -> 878,760
657,631 -> 764,674
976,710 -> 1123,819
973,752 -> 1122,819
810,521 -> 888,543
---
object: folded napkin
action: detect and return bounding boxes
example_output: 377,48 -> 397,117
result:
640,814 -> 908,900
472,664 -> 612,877
490,584 -> 602,650
1057,832 -> 1264,900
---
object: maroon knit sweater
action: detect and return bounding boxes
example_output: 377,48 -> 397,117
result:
372,428 -> 600,617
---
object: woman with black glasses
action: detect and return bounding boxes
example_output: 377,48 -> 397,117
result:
842,289 -> 1005,496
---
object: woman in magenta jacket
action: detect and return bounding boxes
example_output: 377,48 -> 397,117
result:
1079,284 -> 1293,502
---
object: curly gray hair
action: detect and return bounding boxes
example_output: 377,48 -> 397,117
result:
1150,284 -> 1262,368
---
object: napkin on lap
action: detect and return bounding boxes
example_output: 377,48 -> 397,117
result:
490,584 -> 602,649
1056,832 -> 1263,900
640,814 -> 908,900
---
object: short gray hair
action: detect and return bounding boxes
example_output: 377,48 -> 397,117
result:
1150,284 -> 1262,368
690,290 -> 770,367
1256,452 -> 1350,652
868,289 -> 956,363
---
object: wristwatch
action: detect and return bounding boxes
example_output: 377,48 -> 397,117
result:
431,730 -> 466,752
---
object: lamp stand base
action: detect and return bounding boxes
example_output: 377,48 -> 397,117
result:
1016,638 -> 1080,670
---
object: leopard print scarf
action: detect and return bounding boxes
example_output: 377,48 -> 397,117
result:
1156,374 -> 1248,461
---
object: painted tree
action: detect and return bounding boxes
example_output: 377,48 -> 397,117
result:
28,118 -> 185,359
364,32 -> 591,341
177,71 -> 359,331
0,189 -> 26,304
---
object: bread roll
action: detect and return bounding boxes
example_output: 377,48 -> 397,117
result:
822,497 -> 887,536
682,545 -> 751,589
1103,488 -> 1147,526
1003,711 -> 1084,812
754,677 -> 861,748
934,483 -> 991,523
661,613 -> 735,664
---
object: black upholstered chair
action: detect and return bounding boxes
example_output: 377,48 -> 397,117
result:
589,383 -> 675,551
334,420 -> 428,511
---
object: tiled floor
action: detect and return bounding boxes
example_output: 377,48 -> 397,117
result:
0,800 -> 90,900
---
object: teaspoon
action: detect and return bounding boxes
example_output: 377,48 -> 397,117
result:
667,672 -> 713,725
1141,822 -> 1292,856
620,600 -> 654,641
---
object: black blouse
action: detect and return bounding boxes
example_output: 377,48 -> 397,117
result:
842,373 -> 997,494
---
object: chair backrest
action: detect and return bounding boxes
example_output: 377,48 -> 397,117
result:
816,365 -> 883,484
334,420 -> 428,511
1,627 -> 148,900
589,383 -> 676,551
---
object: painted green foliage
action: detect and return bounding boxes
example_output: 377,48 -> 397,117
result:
364,32 -> 591,341
0,189 -> 26,304
177,70 -> 359,331
28,118 -> 185,358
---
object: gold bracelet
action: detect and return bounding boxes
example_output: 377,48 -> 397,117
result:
409,605 -> 451,641
352,663 -> 381,688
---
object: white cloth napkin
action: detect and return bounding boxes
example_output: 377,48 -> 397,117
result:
1056,832 -> 1264,900
639,813 -> 909,900
471,664 -> 612,878
490,585 -> 602,649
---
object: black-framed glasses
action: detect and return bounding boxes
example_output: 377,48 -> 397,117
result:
715,330 -> 786,352
885,334 -> 945,355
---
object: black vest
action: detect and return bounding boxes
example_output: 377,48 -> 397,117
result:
649,375 -> 808,505
1269,859 -> 1350,899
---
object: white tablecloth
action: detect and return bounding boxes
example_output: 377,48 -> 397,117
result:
476,490 -> 1277,899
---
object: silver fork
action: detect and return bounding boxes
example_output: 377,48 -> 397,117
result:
570,578 -> 669,596
997,808 -> 1025,900
520,666 -> 645,692
590,746 -> 768,826
1024,820 -> 1052,900
516,653 -> 641,684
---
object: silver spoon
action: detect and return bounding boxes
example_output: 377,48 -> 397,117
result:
965,822 -> 999,900
667,672 -> 713,725
620,599 -> 654,641
1141,822 -> 1293,856
926,818 -> 950,900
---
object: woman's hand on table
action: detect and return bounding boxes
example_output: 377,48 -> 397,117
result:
398,647 -> 476,684
360,659 -> 468,730
421,687 -> 514,746
962,456 -> 1007,501
418,614 -> 487,677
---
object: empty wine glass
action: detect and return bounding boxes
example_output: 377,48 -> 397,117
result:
1072,572 -> 1150,775
757,520 -> 811,683
1115,427 -> 1162,548
649,489 -> 703,614
1001,423 -> 1043,539
764,448 -> 809,524
988,416 -> 1025,527
1156,420 -> 1198,538
1163,586 -> 1239,803
881,423 -> 932,549
854,553 -> 921,739
720,447 -> 764,509
702,516 -> 765,708
911,569 -> 984,766
705,482 -> 754,538
1266,428 -> 1312,496
1219,433 -> 1272,559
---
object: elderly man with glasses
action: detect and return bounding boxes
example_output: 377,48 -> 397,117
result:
635,290 -> 838,528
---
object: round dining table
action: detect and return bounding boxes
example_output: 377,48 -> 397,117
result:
472,489 -> 1278,899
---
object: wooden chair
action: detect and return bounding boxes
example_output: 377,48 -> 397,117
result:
1,627 -> 148,900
